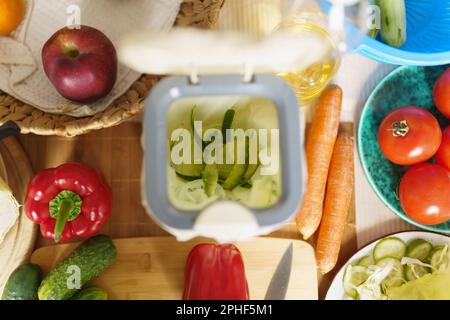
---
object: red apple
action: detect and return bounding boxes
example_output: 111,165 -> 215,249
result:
42,25 -> 117,103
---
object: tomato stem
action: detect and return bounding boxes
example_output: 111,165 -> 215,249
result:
390,120 -> 409,137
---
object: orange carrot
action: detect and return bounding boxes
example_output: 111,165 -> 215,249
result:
316,132 -> 354,274
296,85 -> 342,240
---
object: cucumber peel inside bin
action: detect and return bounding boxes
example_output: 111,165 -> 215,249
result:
168,102 -> 281,210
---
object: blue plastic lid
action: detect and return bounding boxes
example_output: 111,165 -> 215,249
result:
320,0 -> 450,65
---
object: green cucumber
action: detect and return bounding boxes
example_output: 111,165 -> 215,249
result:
38,235 -> 117,300
404,264 -> 430,281
405,239 -> 433,262
376,0 -> 407,48
2,263 -> 41,300
373,237 -> 406,261
202,164 -> 219,197
70,287 -> 108,300
429,246 -> 449,272
357,255 -> 375,267
342,265 -> 369,300
376,257 -> 405,289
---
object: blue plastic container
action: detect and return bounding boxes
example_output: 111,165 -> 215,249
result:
320,0 -> 450,65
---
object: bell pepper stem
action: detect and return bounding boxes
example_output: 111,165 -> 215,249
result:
49,190 -> 83,242
54,199 -> 73,242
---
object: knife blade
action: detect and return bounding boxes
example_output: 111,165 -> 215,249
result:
264,242 -> 293,300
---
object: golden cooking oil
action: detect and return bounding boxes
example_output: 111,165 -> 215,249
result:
278,21 -> 340,106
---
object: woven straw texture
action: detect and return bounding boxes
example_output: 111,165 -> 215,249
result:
0,0 -> 224,137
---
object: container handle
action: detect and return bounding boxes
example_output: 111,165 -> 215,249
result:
0,121 -> 20,140
193,201 -> 259,243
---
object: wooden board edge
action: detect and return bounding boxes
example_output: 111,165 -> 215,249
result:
0,137 -> 37,294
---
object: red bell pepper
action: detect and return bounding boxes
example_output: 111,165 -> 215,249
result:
183,243 -> 250,300
24,163 -> 112,242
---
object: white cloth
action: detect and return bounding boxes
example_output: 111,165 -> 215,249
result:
0,0 -> 182,117
334,53 -> 414,248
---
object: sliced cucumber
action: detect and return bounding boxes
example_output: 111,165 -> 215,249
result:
239,182 -> 253,189
174,163 -> 203,179
218,164 -> 233,180
168,106 -> 194,150
202,164 -> 219,197
190,105 -> 197,132
222,163 -> 248,191
222,140 -> 249,191
357,255 -> 375,267
342,265 -> 369,300
376,257 -> 405,290
429,246 -> 449,272
219,141 -> 259,181
221,109 -> 235,141
191,105 -> 224,142
376,0 -> 407,48
404,264 -> 430,281
171,132 -> 203,179
405,239 -> 433,262
373,237 -> 406,262
176,172 -> 202,181
217,143 -> 234,180
244,163 -> 259,181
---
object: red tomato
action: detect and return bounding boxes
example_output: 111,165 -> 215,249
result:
378,106 -> 442,165
435,126 -> 450,171
433,68 -> 450,119
399,163 -> 450,225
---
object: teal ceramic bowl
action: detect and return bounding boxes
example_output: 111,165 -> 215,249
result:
358,65 -> 450,234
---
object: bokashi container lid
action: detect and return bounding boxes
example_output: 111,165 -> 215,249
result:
119,28 -> 331,81
118,28 -> 309,242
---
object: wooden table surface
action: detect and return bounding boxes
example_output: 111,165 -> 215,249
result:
18,121 -> 356,299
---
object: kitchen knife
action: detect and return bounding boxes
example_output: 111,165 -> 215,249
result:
264,242 -> 293,300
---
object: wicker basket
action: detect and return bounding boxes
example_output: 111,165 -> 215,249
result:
0,0 -> 224,137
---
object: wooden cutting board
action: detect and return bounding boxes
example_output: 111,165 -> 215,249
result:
0,137 -> 36,294
31,236 -> 318,300
20,121 -> 356,299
